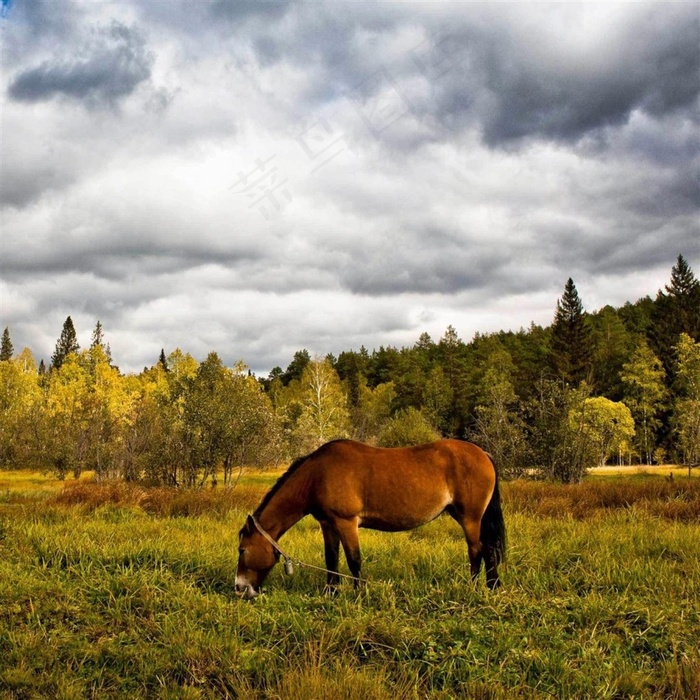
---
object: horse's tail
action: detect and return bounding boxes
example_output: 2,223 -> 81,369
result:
480,460 -> 506,565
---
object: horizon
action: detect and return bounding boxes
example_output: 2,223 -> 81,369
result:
4,263 -> 687,377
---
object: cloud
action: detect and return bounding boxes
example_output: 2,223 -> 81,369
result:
1,0 -> 698,374
473,6 -> 700,146
8,21 -> 153,107
209,0 -> 292,22
239,3 -> 700,149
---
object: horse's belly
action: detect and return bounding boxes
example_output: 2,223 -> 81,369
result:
359,516 -> 432,532
359,501 -> 449,532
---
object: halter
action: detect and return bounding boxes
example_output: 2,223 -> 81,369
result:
250,514 -> 295,575
248,514 -> 367,583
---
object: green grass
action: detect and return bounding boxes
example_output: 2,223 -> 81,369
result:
0,473 -> 698,699
0,470 -> 93,506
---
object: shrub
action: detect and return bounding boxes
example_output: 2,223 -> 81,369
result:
376,408 -> 441,448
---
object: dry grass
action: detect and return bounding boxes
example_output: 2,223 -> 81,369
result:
502,478 -> 700,521
0,469 -> 93,504
41,472 -> 700,524
49,479 -> 263,517
589,465 -> 696,477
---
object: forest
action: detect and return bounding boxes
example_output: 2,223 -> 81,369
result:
1,254 -> 699,485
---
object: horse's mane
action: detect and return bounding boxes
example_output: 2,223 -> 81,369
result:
253,440 -> 348,518
253,453 -> 311,518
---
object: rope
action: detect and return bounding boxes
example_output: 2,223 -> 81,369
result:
250,514 -> 368,584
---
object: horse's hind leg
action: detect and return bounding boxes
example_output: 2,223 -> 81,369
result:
449,508 -> 483,583
320,521 -> 341,593
484,547 -> 500,590
462,518 -> 500,590
464,520 -> 484,583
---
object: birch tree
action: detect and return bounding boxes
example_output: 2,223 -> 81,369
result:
620,342 -> 667,464
672,333 -> 700,470
571,397 -> 635,466
297,357 -> 349,449
470,349 -> 526,478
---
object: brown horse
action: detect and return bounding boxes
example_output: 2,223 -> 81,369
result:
235,439 -> 505,597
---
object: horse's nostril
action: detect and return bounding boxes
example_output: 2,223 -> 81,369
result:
243,585 -> 258,600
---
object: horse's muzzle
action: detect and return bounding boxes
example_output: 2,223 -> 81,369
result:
242,585 -> 259,600
235,582 -> 259,600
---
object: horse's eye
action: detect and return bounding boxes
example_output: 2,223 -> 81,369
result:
238,548 -> 246,557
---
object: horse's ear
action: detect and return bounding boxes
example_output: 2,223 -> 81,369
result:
246,514 -> 255,529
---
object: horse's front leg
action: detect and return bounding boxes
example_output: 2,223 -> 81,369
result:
335,517 -> 363,588
320,521 -> 341,594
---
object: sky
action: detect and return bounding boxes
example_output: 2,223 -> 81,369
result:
1,0 -> 699,375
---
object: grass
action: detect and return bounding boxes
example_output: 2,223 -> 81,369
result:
0,470 -> 93,506
589,465 -> 697,478
0,470 -> 698,699
503,478 -> 700,521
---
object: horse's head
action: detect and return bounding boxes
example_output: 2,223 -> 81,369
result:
235,515 -> 279,598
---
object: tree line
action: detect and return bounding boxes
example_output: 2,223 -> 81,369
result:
1,255 -> 698,484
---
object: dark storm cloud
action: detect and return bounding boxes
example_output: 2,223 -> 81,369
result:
8,21 -> 153,106
209,0 -> 292,22
334,227 -> 506,297
1,233 -> 267,282
416,5 -> 700,148
238,3 -> 699,150
472,7 -> 700,146
631,166 -> 700,219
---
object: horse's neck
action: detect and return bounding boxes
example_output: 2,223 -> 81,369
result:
257,473 -> 310,540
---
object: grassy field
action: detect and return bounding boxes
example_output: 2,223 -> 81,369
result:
0,469 -> 699,699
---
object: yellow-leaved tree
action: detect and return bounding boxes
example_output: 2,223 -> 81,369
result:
296,357 -> 350,451
0,348 -> 42,468
673,333 -> 700,472
570,396 -> 635,466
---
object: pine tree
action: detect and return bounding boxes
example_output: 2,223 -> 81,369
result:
90,320 -> 112,364
282,349 -> 311,385
437,325 -> 469,436
650,255 -> 700,377
159,349 -> 168,371
91,320 -> 104,348
549,278 -> 592,385
51,316 -> 80,370
665,255 -> 700,340
0,327 -> 13,361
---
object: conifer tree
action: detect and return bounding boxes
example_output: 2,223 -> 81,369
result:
90,320 -> 112,363
650,254 -> 700,377
282,349 -> 311,385
91,321 -> 104,347
158,349 -> 168,371
0,327 -> 13,361
549,278 -> 592,385
51,316 -> 80,370
665,254 -> 700,339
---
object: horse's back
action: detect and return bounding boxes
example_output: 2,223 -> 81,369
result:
305,439 -> 496,530
309,438 -> 494,481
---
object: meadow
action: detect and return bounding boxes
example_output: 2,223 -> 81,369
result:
0,469 -> 699,699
